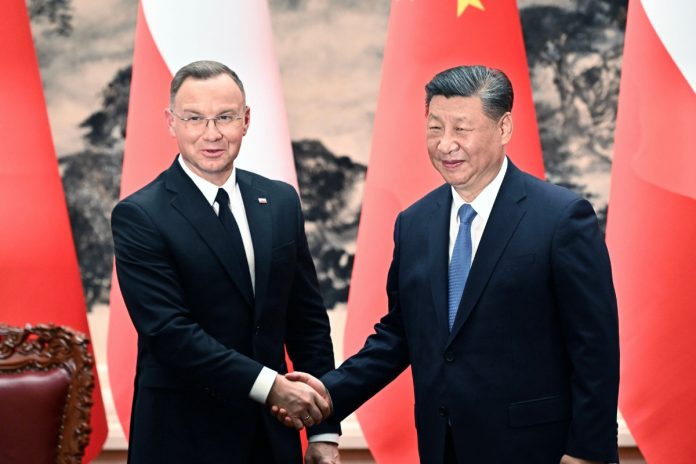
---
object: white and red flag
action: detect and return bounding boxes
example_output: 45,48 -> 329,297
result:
607,1 -> 696,462
343,0 -> 544,461
0,0 -> 107,460
108,0 -> 296,436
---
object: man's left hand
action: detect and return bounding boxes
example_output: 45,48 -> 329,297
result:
305,442 -> 340,464
560,455 -> 602,464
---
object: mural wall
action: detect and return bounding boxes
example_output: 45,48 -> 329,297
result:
30,0 -> 627,314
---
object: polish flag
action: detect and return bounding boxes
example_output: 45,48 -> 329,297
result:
343,0 -> 544,461
606,1 -> 696,462
0,0 -> 107,460
108,0 -> 296,436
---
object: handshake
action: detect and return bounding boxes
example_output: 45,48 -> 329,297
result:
266,371 -> 332,430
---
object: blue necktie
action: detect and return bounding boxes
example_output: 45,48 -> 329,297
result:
448,204 -> 477,331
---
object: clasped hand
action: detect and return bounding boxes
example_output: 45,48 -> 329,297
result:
267,372 -> 331,430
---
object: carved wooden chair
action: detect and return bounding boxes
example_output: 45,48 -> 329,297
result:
0,324 -> 95,464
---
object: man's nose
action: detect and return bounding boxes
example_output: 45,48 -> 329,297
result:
201,119 -> 223,140
438,133 -> 459,154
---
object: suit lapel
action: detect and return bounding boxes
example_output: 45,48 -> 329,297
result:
446,162 -> 527,346
428,185 -> 453,342
165,161 -> 254,306
236,170 -> 272,321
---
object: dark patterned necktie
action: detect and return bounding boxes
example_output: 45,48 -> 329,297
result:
215,188 -> 253,295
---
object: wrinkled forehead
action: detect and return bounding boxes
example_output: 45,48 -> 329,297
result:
173,75 -> 246,111
172,74 -> 245,104
426,95 -> 488,120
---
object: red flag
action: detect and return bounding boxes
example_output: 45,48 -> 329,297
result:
108,0 -> 298,437
626,1 -> 696,201
606,1 -> 696,462
0,0 -> 107,460
343,0 -> 544,461
106,3 -> 173,438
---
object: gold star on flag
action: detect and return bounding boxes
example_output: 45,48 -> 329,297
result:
458,0 -> 485,16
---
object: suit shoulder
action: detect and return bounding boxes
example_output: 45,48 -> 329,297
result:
238,169 -> 299,198
400,184 -> 450,219
114,170 -> 168,213
520,171 -> 588,211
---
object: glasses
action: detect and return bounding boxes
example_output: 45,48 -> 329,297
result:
169,109 -> 245,131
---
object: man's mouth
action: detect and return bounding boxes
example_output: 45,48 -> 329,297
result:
442,159 -> 466,169
202,149 -> 224,157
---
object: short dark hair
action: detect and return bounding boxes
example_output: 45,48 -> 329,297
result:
425,65 -> 513,120
169,60 -> 245,107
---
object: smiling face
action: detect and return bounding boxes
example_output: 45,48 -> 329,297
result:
166,73 -> 250,186
426,95 -> 512,201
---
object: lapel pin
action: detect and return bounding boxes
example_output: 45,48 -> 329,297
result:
258,197 -> 268,204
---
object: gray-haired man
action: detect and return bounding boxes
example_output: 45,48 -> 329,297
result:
279,65 -> 619,464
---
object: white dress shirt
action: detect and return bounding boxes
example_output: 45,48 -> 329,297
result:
178,156 -> 337,444
448,156 -> 508,263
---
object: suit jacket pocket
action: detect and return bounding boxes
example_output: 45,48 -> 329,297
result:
139,367 -> 192,390
498,252 -> 535,272
508,395 -> 569,428
271,240 -> 296,262
493,253 -> 537,293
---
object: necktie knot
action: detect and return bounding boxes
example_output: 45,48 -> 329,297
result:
215,188 -> 230,210
458,204 -> 477,225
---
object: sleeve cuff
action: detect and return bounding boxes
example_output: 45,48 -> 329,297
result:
307,433 -> 340,444
249,366 -> 277,403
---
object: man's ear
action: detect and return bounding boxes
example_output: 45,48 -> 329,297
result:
499,112 -> 513,145
242,105 -> 251,136
165,108 -> 176,137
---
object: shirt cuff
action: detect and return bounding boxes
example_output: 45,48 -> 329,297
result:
308,433 -> 340,444
249,366 -> 277,403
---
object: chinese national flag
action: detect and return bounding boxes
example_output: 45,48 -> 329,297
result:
606,1 -> 696,462
343,0 -> 543,462
108,0 -> 297,437
0,0 -> 107,460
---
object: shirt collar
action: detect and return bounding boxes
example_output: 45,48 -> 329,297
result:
177,154 -> 236,206
450,156 -> 508,222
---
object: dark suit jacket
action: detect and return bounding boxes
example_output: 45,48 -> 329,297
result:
323,160 -> 619,463
112,159 -> 338,463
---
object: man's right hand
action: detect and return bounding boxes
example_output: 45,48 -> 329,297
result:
270,372 -> 332,429
266,374 -> 331,430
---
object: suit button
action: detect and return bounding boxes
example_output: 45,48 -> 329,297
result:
444,351 -> 455,362
438,406 -> 448,417
254,325 -> 260,335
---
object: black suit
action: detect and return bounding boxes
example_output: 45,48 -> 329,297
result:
112,159 -> 338,463
323,160 -> 619,463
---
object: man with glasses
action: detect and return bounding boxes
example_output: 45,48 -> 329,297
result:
112,60 -> 340,463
